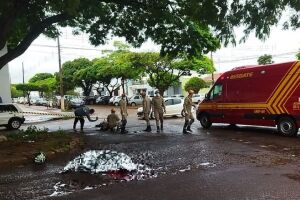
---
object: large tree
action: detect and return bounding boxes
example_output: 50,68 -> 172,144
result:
142,52 -> 211,95
93,58 -> 121,97
3,0 -> 299,70
59,58 -> 95,96
109,51 -> 145,94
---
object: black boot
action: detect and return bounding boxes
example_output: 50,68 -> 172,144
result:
187,126 -> 192,132
183,128 -> 189,134
157,126 -> 160,133
121,127 -> 128,134
161,124 -> 163,131
183,121 -> 189,134
144,125 -> 152,132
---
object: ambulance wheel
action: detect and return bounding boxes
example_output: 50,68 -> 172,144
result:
199,113 -> 212,129
277,117 -> 298,137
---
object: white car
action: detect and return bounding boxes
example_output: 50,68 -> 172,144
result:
192,94 -> 205,103
0,103 -> 25,129
129,95 -> 143,106
112,96 -> 122,106
137,97 -> 195,119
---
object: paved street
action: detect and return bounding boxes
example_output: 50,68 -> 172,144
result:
0,106 -> 300,200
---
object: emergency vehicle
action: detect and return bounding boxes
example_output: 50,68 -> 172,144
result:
197,61 -> 300,137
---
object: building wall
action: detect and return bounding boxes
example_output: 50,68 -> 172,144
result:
0,45 -> 12,103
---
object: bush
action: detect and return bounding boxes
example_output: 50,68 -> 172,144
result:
184,77 -> 207,93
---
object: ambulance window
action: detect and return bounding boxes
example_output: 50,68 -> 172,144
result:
211,84 -> 223,100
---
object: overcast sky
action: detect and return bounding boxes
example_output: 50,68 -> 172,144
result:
8,26 -> 300,84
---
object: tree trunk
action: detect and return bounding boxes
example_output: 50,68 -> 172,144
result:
121,78 -> 126,94
27,92 -> 31,106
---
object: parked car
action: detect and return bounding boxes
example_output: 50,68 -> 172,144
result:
69,98 -> 85,108
84,96 -> 99,105
192,94 -> 205,103
0,103 -> 25,129
128,95 -> 143,106
137,97 -> 195,119
171,94 -> 184,99
96,96 -> 110,105
35,98 -> 49,106
112,96 -> 122,106
109,96 -> 121,105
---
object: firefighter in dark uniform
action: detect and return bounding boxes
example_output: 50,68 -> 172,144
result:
73,106 -> 98,131
152,90 -> 166,133
183,90 -> 194,134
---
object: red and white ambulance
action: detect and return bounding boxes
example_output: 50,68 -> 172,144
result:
197,61 -> 300,136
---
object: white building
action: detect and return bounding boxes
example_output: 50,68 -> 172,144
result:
0,46 -> 12,103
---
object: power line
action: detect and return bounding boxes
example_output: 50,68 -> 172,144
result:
31,44 -> 104,52
215,51 -> 298,63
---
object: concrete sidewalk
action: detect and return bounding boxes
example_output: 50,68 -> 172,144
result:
17,104 -> 73,123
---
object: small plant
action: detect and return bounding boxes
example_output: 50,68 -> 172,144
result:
7,126 -> 66,141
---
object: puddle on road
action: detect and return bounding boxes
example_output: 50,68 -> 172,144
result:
50,150 -> 157,197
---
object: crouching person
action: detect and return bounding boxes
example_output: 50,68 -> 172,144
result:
73,106 -> 98,131
107,108 -> 121,132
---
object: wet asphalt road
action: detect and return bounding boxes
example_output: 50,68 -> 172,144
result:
1,106 -> 300,200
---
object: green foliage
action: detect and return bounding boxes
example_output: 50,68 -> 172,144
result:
60,58 -> 94,96
7,125 -> 69,142
139,52 -> 213,94
296,50 -> 300,60
257,54 -> 274,65
184,77 -> 207,94
29,73 -> 54,83
11,85 -> 23,98
66,90 -> 80,96
15,83 -> 40,93
2,0 -> 300,70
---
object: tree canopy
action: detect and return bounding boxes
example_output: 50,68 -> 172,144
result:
184,77 -> 207,94
29,73 -> 54,83
140,52 -> 212,95
60,58 -> 94,95
2,0 -> 299,70
257,54 -> 274,65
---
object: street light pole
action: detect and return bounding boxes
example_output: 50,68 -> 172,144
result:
57,36 -> 64,111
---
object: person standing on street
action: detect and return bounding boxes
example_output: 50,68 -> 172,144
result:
183,90 -> 195,134
141,90 -> 152,132
152,90 -> 166,133
119,93 -> 128,134
73,106 -> 98,131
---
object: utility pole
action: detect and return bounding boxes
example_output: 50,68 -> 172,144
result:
22,62 -> 25,99
57,36 -> 65,111
211,52 -> 214,85
22,62 -> 25,84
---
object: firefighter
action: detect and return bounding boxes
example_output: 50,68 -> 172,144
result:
107,108 -> 121,132
141,90 -> 152,132
119,93 -> 128,134
183,89 -> 195,134
73,106 -> 98,131
152,90 -> 166,133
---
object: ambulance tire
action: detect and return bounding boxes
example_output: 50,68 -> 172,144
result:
199,113 -> 212,129
277,117 -> 298,137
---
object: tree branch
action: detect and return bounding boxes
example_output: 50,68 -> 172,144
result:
0,13 -> 69,70
0,0 -> 27,49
